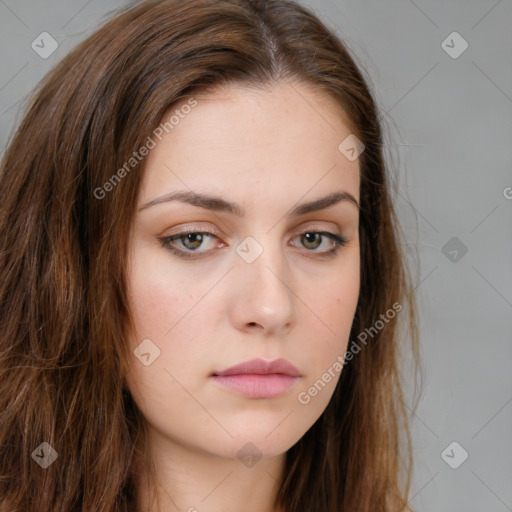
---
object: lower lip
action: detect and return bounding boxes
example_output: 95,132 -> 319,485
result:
210,374 -> 299,399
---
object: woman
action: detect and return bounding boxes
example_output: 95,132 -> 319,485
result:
0,0 -> 420,510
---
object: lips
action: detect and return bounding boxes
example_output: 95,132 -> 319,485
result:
211,357 -> 301,377
210,358 -> 302,399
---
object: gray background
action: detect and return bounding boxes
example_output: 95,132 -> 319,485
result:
1,1 -> 511,510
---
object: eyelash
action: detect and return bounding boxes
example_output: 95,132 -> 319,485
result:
158,228 -> 348,260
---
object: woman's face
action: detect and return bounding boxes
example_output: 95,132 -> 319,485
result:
125,81 -> 361,462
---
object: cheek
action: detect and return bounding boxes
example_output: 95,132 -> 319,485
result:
124,262 -> 219,426
124,251 -> 219,399
128,277 -> 186,341
297,257 -> 360,392
126,245 -> 210,345
304,257 -> 360,339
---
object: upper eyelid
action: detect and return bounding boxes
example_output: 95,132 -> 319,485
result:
165,221 -> 342,237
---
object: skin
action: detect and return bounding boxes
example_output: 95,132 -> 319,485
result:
124,80 -> 361,512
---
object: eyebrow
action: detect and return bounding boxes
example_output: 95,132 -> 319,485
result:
138,189 -> 359,216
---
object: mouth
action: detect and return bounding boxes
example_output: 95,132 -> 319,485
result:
209,358 -> 301,399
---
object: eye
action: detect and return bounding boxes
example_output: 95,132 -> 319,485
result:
158,228 -> 348,260
290,231 -> 347,254
159,229 -> 223,259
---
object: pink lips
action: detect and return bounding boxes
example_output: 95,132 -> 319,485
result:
210,358 -> 301,399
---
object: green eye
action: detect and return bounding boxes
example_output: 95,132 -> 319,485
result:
159,229 -> 348,260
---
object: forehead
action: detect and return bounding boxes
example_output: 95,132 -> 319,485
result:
138,81 -> 360,207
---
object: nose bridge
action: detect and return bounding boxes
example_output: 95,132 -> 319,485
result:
241,233 -> 292,298
231,233 -> 296,332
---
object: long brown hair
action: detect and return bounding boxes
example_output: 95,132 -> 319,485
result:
0,0 -> 420,510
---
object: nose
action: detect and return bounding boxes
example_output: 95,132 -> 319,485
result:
228,238 -> 296,336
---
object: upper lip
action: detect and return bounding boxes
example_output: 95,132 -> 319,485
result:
211,358 -> 300,377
